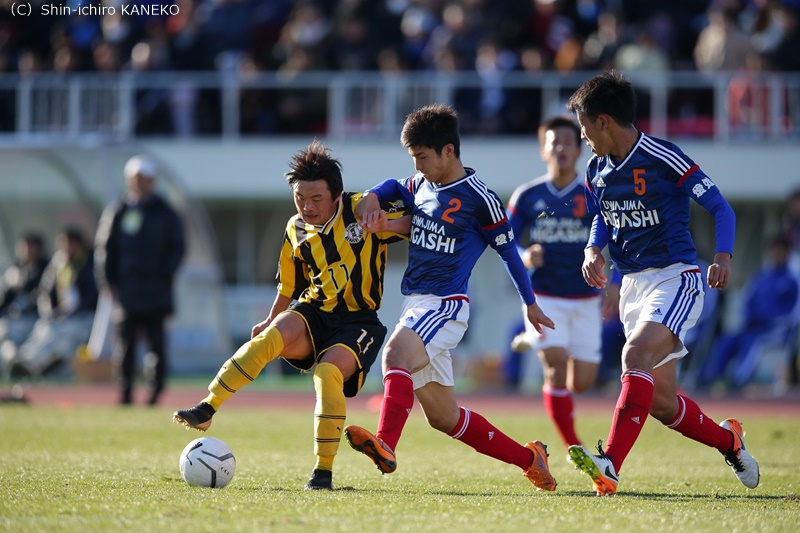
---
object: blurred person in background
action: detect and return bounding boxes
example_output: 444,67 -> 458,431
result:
4,227 -> 97,378
0,233 -> 48,351
506,115 -> 607,451
698,235 -> 799,391
95,155 -> 185,406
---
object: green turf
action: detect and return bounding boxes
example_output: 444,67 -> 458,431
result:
0,404 -> 797,533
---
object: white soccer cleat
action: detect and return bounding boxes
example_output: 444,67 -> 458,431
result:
568,442 -> 619,496
720,418 -> 760,489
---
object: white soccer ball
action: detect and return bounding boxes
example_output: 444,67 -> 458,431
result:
179,437 -> 236,488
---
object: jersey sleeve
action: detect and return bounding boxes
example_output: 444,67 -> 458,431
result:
678,167 -> 736,257
506,185 -> 528,254
276,223 -> 309,300
367,177 -> 415,206
477,186 -> 536,306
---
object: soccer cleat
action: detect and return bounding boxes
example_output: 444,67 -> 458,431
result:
568,441 -> 619,496
523,441 -> 557,491
344,425 -> 397,474
172,402 -> 216,432
304,469 -> 333,490
720,418 -> 760,489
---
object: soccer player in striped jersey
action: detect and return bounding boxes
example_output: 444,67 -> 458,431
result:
344,104 -> 558,492
506,115 -> 612,452
565,70 -> 759,496
173,141 -> 408,490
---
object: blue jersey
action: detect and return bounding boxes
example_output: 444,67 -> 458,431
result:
585,132 -> 736,274
508,174 -> 599,298
370,169 -> 535,305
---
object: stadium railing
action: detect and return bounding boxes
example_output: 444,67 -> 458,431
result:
0,70 -> 797,142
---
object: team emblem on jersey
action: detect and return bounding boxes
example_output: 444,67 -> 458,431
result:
345,222 -> 365,244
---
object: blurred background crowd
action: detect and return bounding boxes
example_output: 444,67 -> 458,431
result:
3,0 -> 800,75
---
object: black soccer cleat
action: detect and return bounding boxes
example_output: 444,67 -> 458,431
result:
305,468 -> 333,490
173,402 -> 216,432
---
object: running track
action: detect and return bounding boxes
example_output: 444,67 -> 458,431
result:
5,382 -> 800,417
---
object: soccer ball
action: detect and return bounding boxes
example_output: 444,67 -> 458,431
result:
179,437 -> 236,488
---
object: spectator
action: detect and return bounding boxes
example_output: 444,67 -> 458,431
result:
0,233 -> 49,348
94,155 -> 185,405
698,235 -> 799,390
694,5 -> 752,71
770,4 -> 800,71
3,227 -> 98,377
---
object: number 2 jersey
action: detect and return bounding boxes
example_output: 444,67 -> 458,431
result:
369,169 -> 535,305
277,192 -> 407,313
507,174 -> 599,298
585,132 -> 736,275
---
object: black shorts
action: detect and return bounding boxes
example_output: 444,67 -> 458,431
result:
284,302 -> 387,398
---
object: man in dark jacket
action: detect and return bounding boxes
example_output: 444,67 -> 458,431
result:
95,155 -> 185,405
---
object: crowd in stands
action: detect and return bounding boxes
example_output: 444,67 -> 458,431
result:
1,0 -> 799,76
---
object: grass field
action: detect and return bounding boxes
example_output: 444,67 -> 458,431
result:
1,401 -> 798,533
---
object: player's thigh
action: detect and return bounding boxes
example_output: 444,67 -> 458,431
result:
538,346 -> 570,384
383,325 -> 430,373
623,321 -> 680,372
415,381 -> 460,432
271,309 -> 313,359
569,359 -> 599,392
319,345 -> 359,381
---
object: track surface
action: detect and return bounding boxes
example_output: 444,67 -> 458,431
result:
5,381 -> 800,418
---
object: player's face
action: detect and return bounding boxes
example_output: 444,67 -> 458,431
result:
541,126 -> 580,172
408,145 -> 451,184
293,179 -> 340,225
576,113 -> 609,157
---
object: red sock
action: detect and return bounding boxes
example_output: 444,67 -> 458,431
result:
664,394 -> 734,453
448,407 -> 533,470
375,368 -> 414,451
542,384 -> 580,448
604,369 -> 654,472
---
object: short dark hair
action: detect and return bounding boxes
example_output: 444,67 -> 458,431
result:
401,103 -> 461,157
61,226 -> 86,248
21,232 -> 44,249
538,115 -> 581,147
285,140 -> 343,198
566,70 -> 637,126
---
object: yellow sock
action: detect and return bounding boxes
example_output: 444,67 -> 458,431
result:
206,326 -> 284,410
313,362 -> 346,470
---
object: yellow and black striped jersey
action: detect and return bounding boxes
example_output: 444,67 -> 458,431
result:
277,192 -> 407,313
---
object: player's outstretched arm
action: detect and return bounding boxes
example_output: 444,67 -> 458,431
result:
526,301 -> 555,334
582,246 -> 607,289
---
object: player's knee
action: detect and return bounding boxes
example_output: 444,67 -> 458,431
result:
649,395 -> 677,423
313,362 -> 344,392
425,410 -> 459,433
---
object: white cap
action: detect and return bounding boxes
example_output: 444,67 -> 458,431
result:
124,155 -> 157,179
